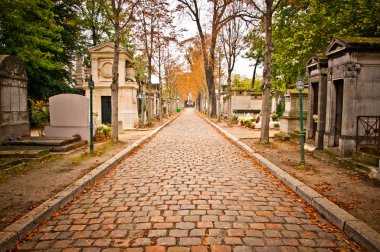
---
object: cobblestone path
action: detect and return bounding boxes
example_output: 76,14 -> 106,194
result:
17,109 -> 359,252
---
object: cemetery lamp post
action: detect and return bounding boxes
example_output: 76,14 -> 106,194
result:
88,76 -> 95,154
296,76 -> 305,166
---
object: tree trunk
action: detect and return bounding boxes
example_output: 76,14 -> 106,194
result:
260,1 -> 273,144
251,60 -> 258,90
227,73 -> 232,126
111,21 -> 120,141
158,47 -> 162,121
205,65 -> 216,117
147,56 -> 153,125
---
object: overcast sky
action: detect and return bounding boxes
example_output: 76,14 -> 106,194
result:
152,2 -> 261,83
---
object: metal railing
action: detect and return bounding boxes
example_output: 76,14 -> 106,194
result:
356,116 -> 380,151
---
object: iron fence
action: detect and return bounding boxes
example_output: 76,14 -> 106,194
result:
356,116 -> 380,151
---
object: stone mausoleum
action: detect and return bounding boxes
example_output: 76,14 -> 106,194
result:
78,43 -> 139,129
318,38 -> 380,157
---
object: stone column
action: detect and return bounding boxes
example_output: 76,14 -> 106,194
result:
315,72 -> 327,149
340,63 -> 361,156
324,67 -> 336,149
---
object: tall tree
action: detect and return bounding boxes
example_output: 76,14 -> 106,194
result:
104,0 -> 139,141
177,0 -> 254,117
220,13 -> 245,125
80,0 -> 112,46
248,0 -> 282,144
0,0 -> 83,99
135,0 -> 174,125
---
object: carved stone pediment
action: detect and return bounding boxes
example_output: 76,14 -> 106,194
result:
0,55 -> 27,79
89,42 -> 133,61
326,39 -> 346,56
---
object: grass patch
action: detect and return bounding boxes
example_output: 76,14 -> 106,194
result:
0,154 -> 60,182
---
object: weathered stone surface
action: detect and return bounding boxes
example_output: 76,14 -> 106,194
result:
0,55 -> 29,141
344,220 -> 380,252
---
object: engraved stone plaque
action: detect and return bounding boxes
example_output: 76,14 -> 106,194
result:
11,87 -> 20,111
1,86 -> 11,111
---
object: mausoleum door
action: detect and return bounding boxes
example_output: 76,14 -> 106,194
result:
101,96 -> 111,124
312,82 -> 319,139
334,80 -> 344,146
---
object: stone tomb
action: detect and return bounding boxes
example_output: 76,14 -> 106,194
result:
44,94 -> 91,141
323,37 -> 380,156
86,43 -> 138,129
279,89 -> 308,135
221,90 -> 263,116
0,55 -> 30,141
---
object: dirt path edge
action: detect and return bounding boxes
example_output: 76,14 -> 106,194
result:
0,112 -> 182,252
198,113 -> 380,252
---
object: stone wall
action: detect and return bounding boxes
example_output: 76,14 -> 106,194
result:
0,55 -> 30,141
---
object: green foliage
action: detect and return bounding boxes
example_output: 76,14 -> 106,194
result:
79,0 -> 112,46
0,0 -> 84,99
96,124 -> 111,137
246,121 -> 255,129
272,0 -> 380,86
273,122 -> 280,128
29,100 -> 49,129
276,103 -> 285,117
231,74 -> 262,91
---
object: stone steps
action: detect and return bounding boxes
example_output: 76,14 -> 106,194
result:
0,149 -> 49,158
1,136 -> 80,147
0,136 -> 86,152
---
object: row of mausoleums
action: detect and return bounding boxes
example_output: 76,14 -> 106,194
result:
305,37 -> 380,157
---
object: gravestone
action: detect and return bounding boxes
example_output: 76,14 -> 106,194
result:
0,55 -> 30,141
44,94 -> 91,141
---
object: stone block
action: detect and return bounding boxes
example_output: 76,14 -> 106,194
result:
0,231 -> 19,252
296,185 -> 323,204
344,220 -> 380,252
311,197 -> 357,230
274,132 -> 290,141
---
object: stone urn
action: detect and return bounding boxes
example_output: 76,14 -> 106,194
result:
126,67 -> 136,82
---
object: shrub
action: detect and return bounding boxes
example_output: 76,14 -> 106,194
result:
271,113 -> 279,121
276,103 -> 285,117
247,121 -> 255,129
29,100 -> 49,135
274,122 -> 280,128
94,124 -> 111,142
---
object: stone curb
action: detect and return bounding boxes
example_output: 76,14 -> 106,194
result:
198,113 -> 380,252
0,113 -> 182,252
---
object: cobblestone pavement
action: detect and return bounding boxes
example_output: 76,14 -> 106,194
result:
16,109 -> 360,252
